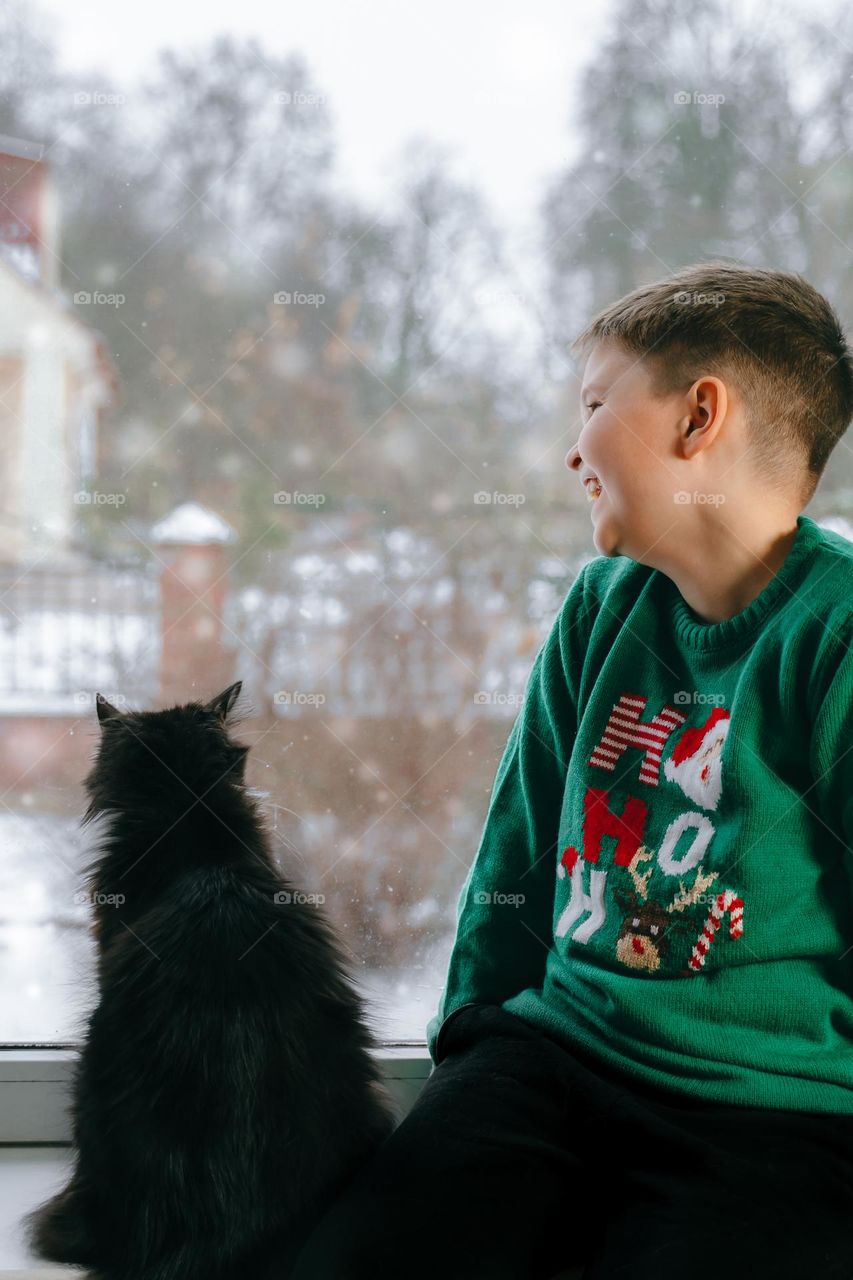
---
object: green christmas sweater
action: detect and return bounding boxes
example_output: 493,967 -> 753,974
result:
427,513 -> 853,1111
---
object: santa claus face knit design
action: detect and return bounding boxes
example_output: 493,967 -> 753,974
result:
427,513 -> 853,1114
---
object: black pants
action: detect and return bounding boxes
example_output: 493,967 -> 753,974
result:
287,1003 -> 853,1280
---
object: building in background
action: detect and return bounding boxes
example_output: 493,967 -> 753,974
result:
0,138 -> 239,788
0,134 -> 117,561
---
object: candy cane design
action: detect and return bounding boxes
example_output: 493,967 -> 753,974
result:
687,889 -> 744,971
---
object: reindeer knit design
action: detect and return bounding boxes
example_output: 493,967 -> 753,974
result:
428,514 -> 853,1114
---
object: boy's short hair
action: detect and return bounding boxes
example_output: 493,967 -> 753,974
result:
570,259 -> 853,506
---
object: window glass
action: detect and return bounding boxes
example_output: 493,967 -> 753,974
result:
0,0 -> 850,1041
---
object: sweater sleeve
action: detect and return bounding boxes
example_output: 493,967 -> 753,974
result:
810,616 -> 853,885
425,565 -> 591,1064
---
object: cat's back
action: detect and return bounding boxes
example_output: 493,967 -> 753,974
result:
101,860 -> 338,1001
83,857 -> 392,1166
91,859 -> 378,1080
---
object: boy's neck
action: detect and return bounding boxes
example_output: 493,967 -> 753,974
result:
657,513 -> 801,624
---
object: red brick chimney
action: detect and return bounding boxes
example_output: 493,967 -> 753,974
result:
150,502 -> 236,705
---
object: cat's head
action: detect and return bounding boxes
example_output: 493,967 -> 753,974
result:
83,681 -> 251,822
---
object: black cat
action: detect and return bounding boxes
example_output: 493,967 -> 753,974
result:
25,681 -> 397,1280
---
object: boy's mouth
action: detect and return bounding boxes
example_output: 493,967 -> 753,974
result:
584,477 -> 603,502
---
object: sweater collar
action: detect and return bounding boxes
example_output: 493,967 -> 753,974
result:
660,514 -> 823,653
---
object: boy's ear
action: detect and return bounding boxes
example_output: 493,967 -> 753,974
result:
95,693 -> 123,726
205,681 -> 243,721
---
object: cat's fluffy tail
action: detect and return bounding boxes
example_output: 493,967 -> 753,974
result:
25,1180 -> 307,1280
24,1178 -> 96,1267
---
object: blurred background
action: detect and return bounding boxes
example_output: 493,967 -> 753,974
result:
0,0 -> 852,1042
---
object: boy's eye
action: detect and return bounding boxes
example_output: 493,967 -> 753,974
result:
584,401 -> 602,415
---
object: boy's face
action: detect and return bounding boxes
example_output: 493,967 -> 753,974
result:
567,339 -> 686,561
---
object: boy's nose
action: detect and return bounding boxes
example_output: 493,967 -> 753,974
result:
566,443 -> 582,472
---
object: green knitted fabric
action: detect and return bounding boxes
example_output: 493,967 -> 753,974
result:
427,513 -> 853,1111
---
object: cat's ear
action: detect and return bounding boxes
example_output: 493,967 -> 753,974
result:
205,681 -> 243,722
95,693 -> 123,726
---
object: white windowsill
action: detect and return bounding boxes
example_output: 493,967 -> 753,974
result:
0,1148 -> 80,1274
0,1146 -> 580,1277
0,1047 -> 434,1143
0,1046 -> 435,1274
0,1058 -> 584,1280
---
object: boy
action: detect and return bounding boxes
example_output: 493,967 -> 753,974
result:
289,261 -> 853,1279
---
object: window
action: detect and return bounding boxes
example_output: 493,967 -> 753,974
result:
0,0 -> 851,1046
